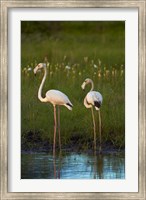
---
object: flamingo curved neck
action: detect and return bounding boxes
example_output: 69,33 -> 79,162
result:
89,79 -> 94,91
38,66 -> 47,102
84,97 -> 92,108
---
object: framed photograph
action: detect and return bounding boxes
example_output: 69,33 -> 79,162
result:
1,0 -> 145,199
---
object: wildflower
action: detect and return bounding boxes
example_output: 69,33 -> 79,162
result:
47,62 -> 50,67
98,72 -> 101,78
23,67 -> 27,72
94,64 -> 97,68
65,65 -> 71,70
27,67 -> 32,71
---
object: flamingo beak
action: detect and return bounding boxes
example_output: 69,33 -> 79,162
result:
81,82 -> 86,91
34,65 -> 39,75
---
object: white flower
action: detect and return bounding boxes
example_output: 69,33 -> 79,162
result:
65,65 -> 71,70
27,67 -> 32,71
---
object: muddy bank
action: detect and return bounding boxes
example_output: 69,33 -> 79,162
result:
21,140 -> 124,154
21,130 -> 124,154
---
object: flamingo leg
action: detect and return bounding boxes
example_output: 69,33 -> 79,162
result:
58,106 -> 61,152
53,105 -> 57,157
91,107 -> 96,153
98,110 -> 102,153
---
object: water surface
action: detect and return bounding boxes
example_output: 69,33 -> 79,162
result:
21,152 -> 125,179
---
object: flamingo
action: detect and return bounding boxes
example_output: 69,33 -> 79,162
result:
81,78 -> 103,153
34,63 -> 73,156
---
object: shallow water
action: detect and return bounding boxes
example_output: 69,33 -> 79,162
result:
21,151 -> 125,179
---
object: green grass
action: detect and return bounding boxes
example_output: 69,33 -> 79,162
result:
21,21 -> 125,150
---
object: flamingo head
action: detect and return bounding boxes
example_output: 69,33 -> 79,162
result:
81,78 -> 91,90
34,63 -> 46,75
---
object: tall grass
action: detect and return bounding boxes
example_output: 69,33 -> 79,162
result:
21,21 -> 125,150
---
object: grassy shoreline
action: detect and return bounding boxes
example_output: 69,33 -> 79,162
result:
21,134 -> 125,154
21,61 -> 125,150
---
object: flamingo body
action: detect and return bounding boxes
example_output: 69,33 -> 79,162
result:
81,78 -> 103,110
45,89 -> 73,110
84,91 -> 102,110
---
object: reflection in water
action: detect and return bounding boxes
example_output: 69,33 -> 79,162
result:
53,151 -> 62,179
97,154 -> 104,179
21,151 -> 125,179
93,153 -> 103,179
53,157 -> 56,178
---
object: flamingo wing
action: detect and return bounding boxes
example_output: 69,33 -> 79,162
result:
45,90 -> 73,109
86,91 -> 103,110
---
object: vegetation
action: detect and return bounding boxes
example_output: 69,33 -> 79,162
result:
21,21 -> 125,151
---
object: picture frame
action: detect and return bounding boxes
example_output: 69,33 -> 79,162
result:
0,0 -> 145,199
